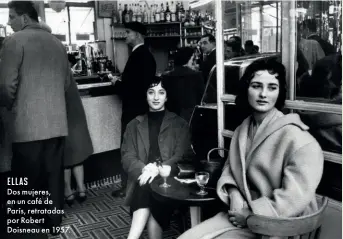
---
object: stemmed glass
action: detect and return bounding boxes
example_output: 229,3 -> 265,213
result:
158,165 -> 171,188
195,172 -> 210,195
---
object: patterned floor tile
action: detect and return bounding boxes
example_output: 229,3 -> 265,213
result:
49,184 -> 183,239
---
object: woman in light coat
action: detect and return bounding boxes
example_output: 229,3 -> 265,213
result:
121,76 -> 193,239
178,60 -> 324,239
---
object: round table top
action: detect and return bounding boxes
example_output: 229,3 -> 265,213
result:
151,177 -> 217,205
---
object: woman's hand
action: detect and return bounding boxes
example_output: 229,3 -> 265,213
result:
138,163 -> 159,186
228,207 -> 252,228
142,163 -> 159,174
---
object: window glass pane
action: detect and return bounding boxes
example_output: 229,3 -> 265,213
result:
295,0 -> 342,103
0,8 -> 14,36
69,7 -> 94,46
240,1 -> 281,54
45,7 -> 69,45
297,110 -> 342,154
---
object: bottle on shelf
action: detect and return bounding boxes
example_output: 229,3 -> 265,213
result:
137,5 -> 142,23
112,10 -> 118,24
176,2 -> 180,21
170,1 -> 176,22
178,2 -> 185,23
155,4 -> 160,23
128,4 -> 133,22
165,2 -> 171,22
132,4 -> 137,22
150,4 -> 155,23
118,3 -> 123,24
123,4 -> 129,24
160,3 -> 165,22
143,4 -> 149,24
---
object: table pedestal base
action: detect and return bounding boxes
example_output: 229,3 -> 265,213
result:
190,206 -> 202,227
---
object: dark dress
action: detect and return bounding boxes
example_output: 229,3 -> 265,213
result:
129,110 -> 174,229
64,76 -> 94,167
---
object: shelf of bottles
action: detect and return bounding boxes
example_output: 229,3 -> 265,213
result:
111,1 -> 214,38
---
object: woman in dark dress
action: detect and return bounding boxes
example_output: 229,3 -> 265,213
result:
121,76 -> 193,239
63,68 -> 94,205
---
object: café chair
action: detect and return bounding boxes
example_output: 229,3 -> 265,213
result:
246,196 -> 328,239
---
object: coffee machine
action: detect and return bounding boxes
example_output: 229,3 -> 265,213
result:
86,40 -> 113,75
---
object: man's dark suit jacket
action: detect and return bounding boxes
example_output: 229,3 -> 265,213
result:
308,34 -> 336,56
200,49 -> 217,103
200,49 -> 216,84
115,45 -> 156,132
163,66 -> 204,121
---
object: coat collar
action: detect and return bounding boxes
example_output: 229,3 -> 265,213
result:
21,22 -> 43,31
136,110 -> 176,157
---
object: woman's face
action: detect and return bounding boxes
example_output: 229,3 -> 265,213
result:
147,82 -> 167,112
247,70 -> 280,114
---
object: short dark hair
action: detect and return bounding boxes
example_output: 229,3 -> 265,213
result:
253,45 -> 259,52
8,1 -> 39,22
146,76 -> 169,96
229,36 -> 242,45
174,47 -> 194,66
245,40 -> 254,46
303,19 -> 317,32
226,41 -> 241,53
235,59 -> 287,114
201,33 -> 215,43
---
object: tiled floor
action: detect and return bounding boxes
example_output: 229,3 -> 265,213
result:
49,182 -> 183,239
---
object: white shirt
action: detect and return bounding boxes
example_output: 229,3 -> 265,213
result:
132,43 -> 144,52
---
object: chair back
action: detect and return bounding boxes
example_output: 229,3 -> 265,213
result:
246,196 -> 328,239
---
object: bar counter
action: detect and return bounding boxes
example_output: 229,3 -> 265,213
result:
74,75 -> 122,154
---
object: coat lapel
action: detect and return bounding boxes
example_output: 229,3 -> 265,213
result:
137,115 -> 149,159
159,110 -> 173,135
245,109 -> 283,167
235,117 -> 252,201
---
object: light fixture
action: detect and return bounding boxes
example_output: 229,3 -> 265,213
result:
48,0 -> 66,13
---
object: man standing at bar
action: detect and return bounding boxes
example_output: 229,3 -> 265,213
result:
0,1 -> 70,236
109,22 -> 156,197
199,33 -> 216,83
199,33 -> 217,102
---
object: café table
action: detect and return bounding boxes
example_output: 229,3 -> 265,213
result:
150,176 -> 217,228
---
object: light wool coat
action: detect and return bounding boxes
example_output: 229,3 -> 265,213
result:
178,109 -> 324,239
0,23 -> 70,142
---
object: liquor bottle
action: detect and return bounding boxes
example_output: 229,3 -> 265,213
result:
136,4 -> 142,22
155,4 -> 160,23
165,2 -> 171,22
180,2 -> 185,22
177,2 -> 183,22
123,4 -> 129,24
118,3 -> 123,24
170,1 -> 176,22
132,4 -> 137,22
160,3 -> 165,22
128,4 -> 133,22
112,10 -> 118,24
143,4 -> 149,23
150,4 -> 155,23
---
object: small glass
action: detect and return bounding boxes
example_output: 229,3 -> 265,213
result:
195,172 -> 210,195
158,165 -> 171,188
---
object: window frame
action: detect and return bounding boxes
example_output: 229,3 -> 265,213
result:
215,0 -> 342,164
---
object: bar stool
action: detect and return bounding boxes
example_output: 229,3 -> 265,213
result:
246,196 -> 328,239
